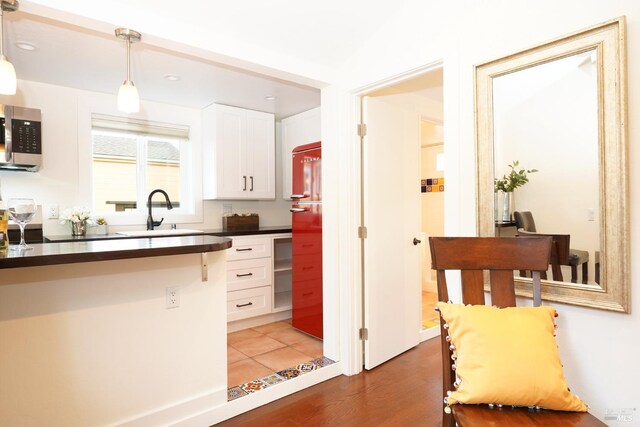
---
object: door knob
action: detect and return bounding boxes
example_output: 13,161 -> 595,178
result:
413,237 -> 421,245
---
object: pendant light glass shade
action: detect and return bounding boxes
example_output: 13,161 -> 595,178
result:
0,55 -> 16,95
117,80 -> 139,113
115,28 -> 141,114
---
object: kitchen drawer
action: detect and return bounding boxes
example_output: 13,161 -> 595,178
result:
227,286 -> 272,322
227,257 -> 272,292
227,236 -> 272,261
292,234 -> 322,255
293,253 -> 322,281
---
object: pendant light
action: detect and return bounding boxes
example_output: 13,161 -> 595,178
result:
0,0 -> 18,95
115,28 -> 141,113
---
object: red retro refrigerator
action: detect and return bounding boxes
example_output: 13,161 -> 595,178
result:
290,141 -> 323,339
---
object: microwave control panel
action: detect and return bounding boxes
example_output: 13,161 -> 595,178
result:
0,118 -> 42,154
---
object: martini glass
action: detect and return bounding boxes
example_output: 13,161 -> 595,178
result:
8,198 -> 37,250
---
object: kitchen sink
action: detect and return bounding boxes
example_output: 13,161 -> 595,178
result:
116,229 -> 205,237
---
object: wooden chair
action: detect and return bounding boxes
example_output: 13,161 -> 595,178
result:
518,230 -> 570,282
514,211 -> 589,283
429,236 -> 605,427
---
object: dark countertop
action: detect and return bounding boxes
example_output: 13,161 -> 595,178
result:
44,226 -> 292,243
0,235 -> 232,270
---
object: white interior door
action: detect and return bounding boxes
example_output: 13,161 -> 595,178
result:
363,95 -> 422,370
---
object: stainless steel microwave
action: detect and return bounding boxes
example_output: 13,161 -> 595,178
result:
0,105 -> 42,172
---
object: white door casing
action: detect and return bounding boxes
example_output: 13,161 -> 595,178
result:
362,95 -> 422,370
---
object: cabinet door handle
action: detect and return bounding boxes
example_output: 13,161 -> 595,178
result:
290,208 -> 306,213
236,302 -> 253,308
236,248 -> 253,252
243,175 -> 247,191
236,272 -> 253,277
250,176 -> 254,191
290,194 -> 308,199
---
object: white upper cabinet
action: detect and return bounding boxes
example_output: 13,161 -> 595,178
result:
281,107 -> 321,200
203,104 -> 275,200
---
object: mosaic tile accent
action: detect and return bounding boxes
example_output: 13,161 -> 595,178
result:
421,177 -> 445,193
227,357 -> 336,401
227,386 -> 248,401
240,380 -> 269,394
277,368 -> 302,379
260,373 -> 286,386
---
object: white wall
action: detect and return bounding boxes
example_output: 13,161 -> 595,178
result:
331,0 -> 640,423
0,252 -> 228,426
0,79 -> 291,236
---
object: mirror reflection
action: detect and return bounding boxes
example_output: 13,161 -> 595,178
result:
492,49 -> 600,286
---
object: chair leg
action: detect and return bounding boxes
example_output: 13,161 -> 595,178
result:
582,262 -> 588,284
570,265 -> 578,283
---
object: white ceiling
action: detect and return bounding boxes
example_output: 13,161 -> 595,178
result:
4,1 -> 413,119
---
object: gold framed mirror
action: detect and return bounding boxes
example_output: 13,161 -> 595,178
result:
475,17 -> 629,312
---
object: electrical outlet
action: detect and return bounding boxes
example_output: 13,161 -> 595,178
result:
47,205 -> 59,219
166,286 -> 180,309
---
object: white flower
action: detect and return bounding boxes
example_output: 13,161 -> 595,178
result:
60,206 -> 93,224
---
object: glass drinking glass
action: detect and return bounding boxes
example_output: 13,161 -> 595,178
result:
8,198 -> 37,250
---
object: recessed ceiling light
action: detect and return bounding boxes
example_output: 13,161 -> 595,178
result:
164,74 -> 180,81
265,96 -> 277,101
15,41 -> 36,51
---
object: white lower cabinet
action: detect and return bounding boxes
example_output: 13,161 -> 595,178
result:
226,233 -> 292,323
227,286 -> 272,322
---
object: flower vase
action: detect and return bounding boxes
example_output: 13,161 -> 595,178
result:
71,221 -> 87,236
502,192 -> 513,223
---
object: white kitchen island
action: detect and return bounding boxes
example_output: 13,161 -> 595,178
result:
0,236 -> 232,426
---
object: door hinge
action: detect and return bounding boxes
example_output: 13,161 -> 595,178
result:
357,123 -> 367,137
358,226 -> 368,239
359,327 -> 369,340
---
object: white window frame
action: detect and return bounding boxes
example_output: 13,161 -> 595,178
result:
78,93 -> 203,226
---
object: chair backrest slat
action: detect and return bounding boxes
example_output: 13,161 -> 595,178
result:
489,270 -> 517,307
460,270 -> 485,305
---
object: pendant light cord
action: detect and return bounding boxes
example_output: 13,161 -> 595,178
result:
0,7 -> 5,59
126,35 -> 131,82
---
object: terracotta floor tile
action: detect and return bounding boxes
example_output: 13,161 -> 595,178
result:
228,345 -> 249,364
228,358 -> 273,388
231,335 -> 287,357
266,328 -> 310,345
253,347 -> 313,372
290,336 -> 324,359
228,328 -> 263,345
251,321 -> 292,335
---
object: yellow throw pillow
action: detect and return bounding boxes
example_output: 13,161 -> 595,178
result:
436,302 -> 587,412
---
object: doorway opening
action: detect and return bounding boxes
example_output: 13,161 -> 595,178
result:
360,62 -> 444,370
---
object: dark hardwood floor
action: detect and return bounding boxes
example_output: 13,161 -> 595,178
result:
219,338 -> 444,426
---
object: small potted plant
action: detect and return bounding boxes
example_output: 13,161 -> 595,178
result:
60,206 -> 92,236
94,217 -> 108,235
494,161 -> 537,222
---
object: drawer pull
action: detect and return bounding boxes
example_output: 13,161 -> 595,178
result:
302,292 -> 313,297
236,272 -> 254,277
236,248 -> 253,252
303,266 -> 313,271
302,244 -> 313,248
236,302 -> 253,308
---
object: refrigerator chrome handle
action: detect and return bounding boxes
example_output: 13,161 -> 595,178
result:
290,194 -> 308,199
4,105 -> 13,162
290,208 -> 306,213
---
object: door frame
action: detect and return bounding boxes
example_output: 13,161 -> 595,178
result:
348,60 -> 445,373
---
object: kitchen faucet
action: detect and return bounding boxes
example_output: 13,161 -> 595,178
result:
146,189 -> 173,230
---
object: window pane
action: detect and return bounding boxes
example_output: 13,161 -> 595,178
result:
92,132 -> 138,212
146,139 -> 181,207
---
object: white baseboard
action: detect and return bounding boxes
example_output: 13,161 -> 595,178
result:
116,388 -> 227,427
176,363 -> 343,426
420,325 -> 440,342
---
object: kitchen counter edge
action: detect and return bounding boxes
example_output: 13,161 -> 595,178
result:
0,235 -> 232,270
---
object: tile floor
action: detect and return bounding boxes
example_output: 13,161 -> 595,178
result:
227,320 -> 324,389
422,290 -> 440,327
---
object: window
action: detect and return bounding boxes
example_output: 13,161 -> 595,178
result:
91,114 -> 191,216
